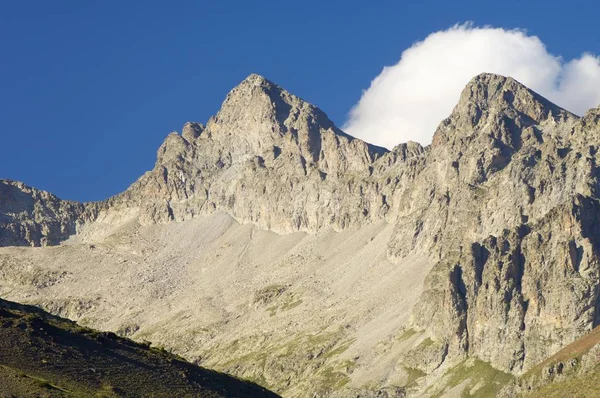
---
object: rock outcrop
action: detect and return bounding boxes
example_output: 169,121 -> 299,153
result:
405,74 -> 600,374
0,180 -> 85,246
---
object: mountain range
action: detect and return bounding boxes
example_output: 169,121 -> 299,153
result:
2,72 -> 600,397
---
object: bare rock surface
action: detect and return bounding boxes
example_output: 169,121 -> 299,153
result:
1,72 -> 600,396
0,180 -> 87,247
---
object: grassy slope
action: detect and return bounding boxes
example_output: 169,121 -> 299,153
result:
420,358 -> 513,397
522,325 -> 600,398
526,365 -> 600,398
526,325 -> 600,376
0,298 -> 279,398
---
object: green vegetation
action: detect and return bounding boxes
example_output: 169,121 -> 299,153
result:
0,298 -> 278,397
317,365 -> 351,390
416,337 -> 435,349
322,339 -> 354,359
526,363 -> 600,398
396,328 -> 419,342
427,359 -> 514,398
266,290 -> 303,316
403,366 -> 426,386
217,329 -> 356,395
0,365 -> 72,394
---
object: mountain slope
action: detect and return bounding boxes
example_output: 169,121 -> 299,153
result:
1,73 -> 600,396
0,211 -> 430,397
0,297 -> 278,397
498,324 -> 600,397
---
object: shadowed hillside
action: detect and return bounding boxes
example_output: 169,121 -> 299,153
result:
0,298 -> 279,397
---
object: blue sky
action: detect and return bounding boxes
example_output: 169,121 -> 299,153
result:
1,0 -> 599,201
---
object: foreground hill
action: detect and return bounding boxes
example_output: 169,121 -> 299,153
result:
0,298 -> 278,397
1,72 -> 600,396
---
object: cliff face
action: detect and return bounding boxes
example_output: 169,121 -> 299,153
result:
0,180 -> 86,247
392,74 -> 600,374
2,72 -> 600,395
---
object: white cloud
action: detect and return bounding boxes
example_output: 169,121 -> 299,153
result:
344,24 -> 600,149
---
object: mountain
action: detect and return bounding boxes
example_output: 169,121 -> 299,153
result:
0,297 -> 278,397
1,72 -> 600,396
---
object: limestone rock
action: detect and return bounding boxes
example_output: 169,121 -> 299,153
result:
0,180 -> 86,246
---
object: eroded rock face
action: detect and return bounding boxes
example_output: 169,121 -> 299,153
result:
405,75 -> 600,374
2,72 -> 600,385
0,180 -> 86,246
115,73 -> 391,233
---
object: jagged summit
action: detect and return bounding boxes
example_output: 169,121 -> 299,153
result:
212,73 -> 340,139
459,73 -> 575,122
243,72 -> 270,83
214,73 -> 374,143
225,73 -> 388,148
209,73 -> 334,156
200,73 -> 387,166
432,72 -> 577,148
110,73 -> 392,228
216,73 -> 321,122
234,73 -> 279,92
218,73 -> 287,113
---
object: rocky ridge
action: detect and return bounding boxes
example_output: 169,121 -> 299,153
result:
2,72 -> 600,396
0,180 -> 86,247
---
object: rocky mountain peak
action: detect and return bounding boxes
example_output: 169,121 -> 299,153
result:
218,73 -> 284,111
210,73 -> 333,134
459,73 -> 572,122
206,74 -> 336,162
107,74 -> 390,229
431,73 -> 576,153
200,74 -> 385,167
